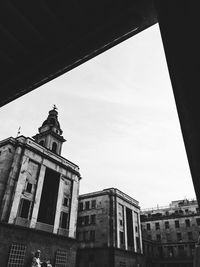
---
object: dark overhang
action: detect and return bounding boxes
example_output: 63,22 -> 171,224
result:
0,0 -> 157,107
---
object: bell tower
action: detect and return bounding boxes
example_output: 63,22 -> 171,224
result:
32,105 -> 66,155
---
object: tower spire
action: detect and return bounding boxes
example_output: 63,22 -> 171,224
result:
32,107 -> 66,155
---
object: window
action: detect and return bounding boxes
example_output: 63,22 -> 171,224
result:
25,182 -> 32,193
167,246 -> 174,257
19,199 -> 31,219
120,231 -> 124,245
175,220 -> 180,228
196,218 -> 200,225
166,233 -> 171,242
60,212 -> 68,229
55,250 -> 67,267
52,142 -> 57,153
165,211 -> 169,216
155,222 -> 160,230
63,197 -> 69,207
156,234 -> 161,242
135,226 -> 138,233
147,223 -> 151,230
177,232 -> 182,241
185,219 -> 190,227
90,230 -> 95,242
7,243 -> 26,267
188,232 -> 193,240
196,207 -> 200,213
185,209 -> 189,213
84,215 -> 89,225
91,214 -> 96,225
136,237 -> 140,252
83,231 -> 89,241
120,219 -> 123,226
165,221 -> 169,229
91,200 -> 96,209
79,202 -> 83,211
77,217 -> 84,227
147,234 -> 152,240
39,140 -> 44,146
178,245 -> 185,256
85,201 -> 90,210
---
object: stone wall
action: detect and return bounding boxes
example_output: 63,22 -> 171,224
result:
0,222 -> 77,267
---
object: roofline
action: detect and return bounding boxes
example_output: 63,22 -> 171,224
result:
79,187 -> 139,207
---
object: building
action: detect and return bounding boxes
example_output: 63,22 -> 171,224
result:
141,199 -> 200,267
76,188 -> 144,267
0,107 -> 81,267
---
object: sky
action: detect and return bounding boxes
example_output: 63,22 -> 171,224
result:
0,24 -> 196,209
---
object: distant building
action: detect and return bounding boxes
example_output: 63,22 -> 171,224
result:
141,199 -> 200,267
0,107 -> 81,267
76,188 -> 144,267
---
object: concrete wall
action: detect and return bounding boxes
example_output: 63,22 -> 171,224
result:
0,222 -> 77,267
78,194 -> 111,248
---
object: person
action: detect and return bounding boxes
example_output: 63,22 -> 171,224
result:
31,250 -> 42,267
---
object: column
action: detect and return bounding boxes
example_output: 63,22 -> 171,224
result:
30,165 -> 46,228
8,155 -> 29,223
123,206 -> 128,250
132,210 -> 136,253
68,179 -> 79,238
53,177 -> 64,234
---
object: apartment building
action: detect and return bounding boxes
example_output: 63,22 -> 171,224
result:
141,199 -> 200,267
76,188 -> 144,267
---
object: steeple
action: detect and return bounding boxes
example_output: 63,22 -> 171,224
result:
32,106 -> 66,155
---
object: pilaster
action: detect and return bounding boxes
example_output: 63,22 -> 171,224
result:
8,155 -> 29,223
30,165 -> 46,228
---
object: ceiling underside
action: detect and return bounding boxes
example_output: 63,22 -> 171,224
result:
0,0 -> 157,107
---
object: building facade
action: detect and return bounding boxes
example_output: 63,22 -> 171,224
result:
0,107 -> 81,267
141,199 -> 200,267
76,188 -> 144,267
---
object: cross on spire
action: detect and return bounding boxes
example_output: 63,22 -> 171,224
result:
53,104 -> 57,110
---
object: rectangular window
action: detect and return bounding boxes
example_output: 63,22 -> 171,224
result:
166,233 -> 171,242
55,250 -> 67,267
155,222 -> 160,230
19,199 -> 31,219
91,200 -> 96,209
177,232 -> 182,241
156,234 -> 161,242
79,202 -> 83,211
120,219 -> 123,226
77,217 -> 84,227
147,234 -> 152,240
63,197 -> 69,207
165,221 -> 169,229
90,214 -> 96,225
175,220 -> 180,228
147,223 -> 151,230
188,232 -> 193,240
136,236 -> 140,252
7,243 -> 26,267
25,182 -> 32,193
90,230 -> 95,241
185,219 -> 190,227
84,215 -> 89,225
60,212 -> 68,229
196,218 -> 200,225
83,231 -> 89,241
167,246 -> 174,257
120,231 -> 124,245
85,201 -> 90,210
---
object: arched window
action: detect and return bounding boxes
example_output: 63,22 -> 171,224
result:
52,142 -> 57,153
39,140 -> 44,146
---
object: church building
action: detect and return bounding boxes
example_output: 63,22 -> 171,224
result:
0,107 -> 81,267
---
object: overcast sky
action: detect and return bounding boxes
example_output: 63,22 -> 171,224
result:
0,24 -> 196,209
